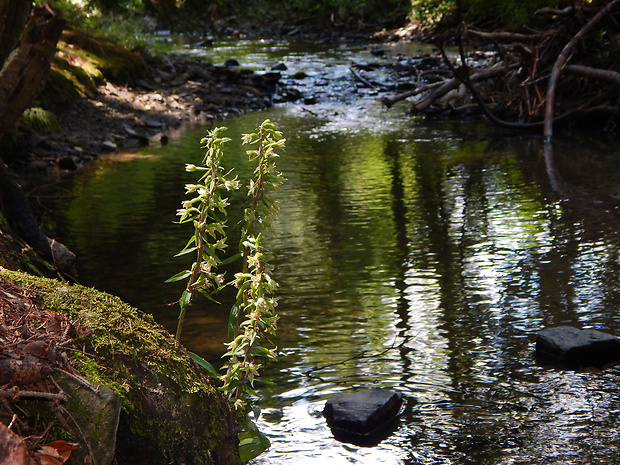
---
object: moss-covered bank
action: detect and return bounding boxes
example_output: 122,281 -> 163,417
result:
0,267 -> 240,465
40,27 -> 148,110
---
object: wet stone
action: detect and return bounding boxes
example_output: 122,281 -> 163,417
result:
536,326 -> 620,367
323,388 -> 403,446
101,140 -> 117,151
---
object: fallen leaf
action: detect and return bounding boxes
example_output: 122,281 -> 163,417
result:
22,341 -> 49,357
34,441 -> 79,465
34,446 -> 63,465
46,316 -> 62,333
0,422 -> 28,465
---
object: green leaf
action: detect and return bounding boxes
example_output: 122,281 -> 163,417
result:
220,252 -> 242,266
228,305 -> 240,339
196,288 -> 221,304
188,351 -> 220,378
238,429 -> 270,462
180,289 -> 192,309
174,246 -> 198,257
165,270 -> 191,283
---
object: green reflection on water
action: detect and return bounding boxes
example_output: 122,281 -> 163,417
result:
52,105 -> 620,465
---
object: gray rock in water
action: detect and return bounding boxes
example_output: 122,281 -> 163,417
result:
323,388 -> 403,445
536,326 -> 620,366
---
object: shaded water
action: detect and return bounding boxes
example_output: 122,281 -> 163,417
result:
50,40 -> 620,464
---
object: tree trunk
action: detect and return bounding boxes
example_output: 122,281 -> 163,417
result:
0,2 -> 65,140
0,2 -> 72,271
0,1 -> 31,66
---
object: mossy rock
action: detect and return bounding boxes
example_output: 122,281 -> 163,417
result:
0,268 -> 241,465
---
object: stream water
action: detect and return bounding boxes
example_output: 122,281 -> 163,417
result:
50,38 -> 620,464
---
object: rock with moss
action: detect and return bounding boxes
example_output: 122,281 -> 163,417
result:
0,268 -> 241,465
56,373 -> 121,465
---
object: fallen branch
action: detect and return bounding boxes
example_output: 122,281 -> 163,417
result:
380,63 -> 517,111
440,44 -> 544,130
564,64 -> 620,88
0,357 -> 52,386
535,6 -> 575,16
349,66 -> 377,89
0,388 -> 67,402
467,29 -> 552,42
379,80 -> 445,108
544,0 -> 620,140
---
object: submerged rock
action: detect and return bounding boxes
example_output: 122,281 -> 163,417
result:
536,326 -> 620,367
323,388 -> 403,446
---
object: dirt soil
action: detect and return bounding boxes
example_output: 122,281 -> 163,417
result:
0,279 -> 85,463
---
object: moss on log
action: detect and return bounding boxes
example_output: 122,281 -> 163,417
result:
0,268 -> 241,465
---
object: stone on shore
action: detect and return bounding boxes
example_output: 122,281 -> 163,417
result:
536,326 -> 620,367
323,388 -> 403,445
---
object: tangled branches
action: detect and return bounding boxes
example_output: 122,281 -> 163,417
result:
382,0 -> 620,139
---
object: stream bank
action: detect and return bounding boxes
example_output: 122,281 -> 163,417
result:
12,28 -> 295,192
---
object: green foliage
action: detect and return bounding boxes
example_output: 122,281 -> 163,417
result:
411,0 -> 559,29
287,0 -> 408,20
410,0 -> 455,25
19,108 -> 61,132
44,0 -> 153,48
168,126 -> 239,341
170,119 -> 285,462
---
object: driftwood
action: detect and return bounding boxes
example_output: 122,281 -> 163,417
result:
467,29 -> 552,42
564,65 -> 620,87
380,63 -> 517,109
381,1 -> 620,137
544,0 -> 620,140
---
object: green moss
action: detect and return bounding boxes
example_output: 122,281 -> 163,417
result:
0,268 -> 239,464
60,28 -> 148,84
38,27 -> 150,110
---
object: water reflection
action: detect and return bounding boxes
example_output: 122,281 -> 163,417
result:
51,99 -> 620,463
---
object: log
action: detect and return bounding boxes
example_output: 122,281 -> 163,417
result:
467,29 -> 552,42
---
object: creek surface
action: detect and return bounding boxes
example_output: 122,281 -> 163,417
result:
51,38 -> 620,464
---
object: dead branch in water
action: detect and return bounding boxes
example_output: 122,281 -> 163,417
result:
544,0 -> 620,140
381,1 -> 620,136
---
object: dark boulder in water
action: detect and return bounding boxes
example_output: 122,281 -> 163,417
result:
536,326 -> 620,367
323,388 -> 403,446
